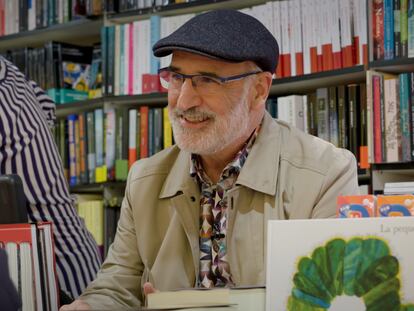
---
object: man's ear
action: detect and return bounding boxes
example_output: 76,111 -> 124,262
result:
250,72 -> 273,110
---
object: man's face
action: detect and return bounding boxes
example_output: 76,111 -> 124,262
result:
167,51 -> 257,155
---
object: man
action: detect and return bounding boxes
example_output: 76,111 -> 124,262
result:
62,9 -> 358,310
0,56 -> 101,300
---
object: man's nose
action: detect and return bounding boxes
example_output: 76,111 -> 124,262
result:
176,78 -> 202,110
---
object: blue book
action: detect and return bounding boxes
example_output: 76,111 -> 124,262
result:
101,27 -> 108,95
95,109 -> 104,168
385,0 -> 395,59
150,15 -> 161,74
67,114 -> 78,186
400,73 -> 411,161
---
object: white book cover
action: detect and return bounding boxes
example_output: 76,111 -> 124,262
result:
114,25 -> 121,96
330,0 -> 342,68
133,21 -> 140,95
301,0 -> 311,74
123,23 -> 130,96
266,217 -> 414,311
384,77 -> 400,163
272,1 -> 282,66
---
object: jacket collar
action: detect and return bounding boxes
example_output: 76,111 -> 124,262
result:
159,111 -> 281,199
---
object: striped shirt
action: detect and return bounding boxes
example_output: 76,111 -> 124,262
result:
0,56 -> 101,298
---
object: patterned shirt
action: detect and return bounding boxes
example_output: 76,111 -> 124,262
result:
0,56 -> 101,298
191,128 -> 260,288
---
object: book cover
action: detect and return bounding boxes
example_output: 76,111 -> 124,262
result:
266,217 -> 414,311
337,195 -> 376,218
377,194 -> 414,216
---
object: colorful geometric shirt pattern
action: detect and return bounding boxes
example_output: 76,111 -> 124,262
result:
190,127 -> 260,288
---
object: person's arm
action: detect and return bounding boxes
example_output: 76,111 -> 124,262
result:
311,148 -> 359,219
62,163 -> 145,309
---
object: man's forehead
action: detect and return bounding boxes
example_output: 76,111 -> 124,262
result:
170,51 -> 252,73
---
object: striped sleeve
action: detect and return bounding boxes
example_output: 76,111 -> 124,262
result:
0,57 -> 101,298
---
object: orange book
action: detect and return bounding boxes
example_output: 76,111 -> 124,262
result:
140,106 -> 149,159
322,44 -> 334,71
337,195 -> 376,218
377,195 -> 414,217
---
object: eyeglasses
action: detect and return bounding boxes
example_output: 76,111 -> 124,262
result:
158,67 -> 262,94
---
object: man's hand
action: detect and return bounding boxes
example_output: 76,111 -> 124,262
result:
59,299 -> 91,311
143,282 -> 158,296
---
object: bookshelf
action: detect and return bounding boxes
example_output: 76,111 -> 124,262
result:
0,18 -> 102,50
2,0 -> 414,251
107,0 -> 267,23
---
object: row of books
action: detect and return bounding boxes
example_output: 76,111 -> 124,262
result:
74,194 -> 121,257
273,84 -> 369,170
372,0 -> 414,60
105,0 -> 198,13
54,106 -> 173,186
2,42 -> 103,103
367,70 -> 414,164
100,0 -> 368,96
0,222 -> 59,311
245,0 -> 368,78
337,194 -> 414,217
0,0 -> 103,36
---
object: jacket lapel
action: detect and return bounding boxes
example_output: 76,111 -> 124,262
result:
160,150 -> 201,280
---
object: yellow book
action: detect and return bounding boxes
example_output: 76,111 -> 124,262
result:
163,107 -> 173,148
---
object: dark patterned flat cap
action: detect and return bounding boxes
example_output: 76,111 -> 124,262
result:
152,9 -> 279,73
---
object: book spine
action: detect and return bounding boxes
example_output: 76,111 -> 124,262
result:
140,106 -> 149,158
150,15 -> 161,74
79,113 -> 88,184
128,109 -> 137,168
373,75 -> 383,163
86,111 -> 95,183
411,73 -> 414,161
400,73 -> 411,161
328,86 -> 338,146
394,0 -> 402,57
408,0 -> 414,57
105,108 -> 116,181
67,114 -> 77,186
359,83 -> 369,169
373,0 -> 385,60
348,84 -> 360,161
317,88 -> 329,142
401,0 -> 409,57
163,107 -> 173,148
384,0 -> 395,59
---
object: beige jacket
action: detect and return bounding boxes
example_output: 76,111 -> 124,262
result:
81,112 -> 359,309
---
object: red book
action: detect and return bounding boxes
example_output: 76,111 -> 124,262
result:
310,47 -> 318,73
140,106 -> 149,159
373,0 -> 384,60
373,75 -> 383,163
295,52 -> 304,76
142,74 -> 160,94
322,44 -> 334,71
281,54 -> 291,78
275,55 -> 283,78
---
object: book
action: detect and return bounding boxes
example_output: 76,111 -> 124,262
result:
266,217 -> 414,311
0,222 -> 59,311
147,287 -> 265,311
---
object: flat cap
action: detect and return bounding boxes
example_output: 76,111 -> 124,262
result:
152,9 -> 279,73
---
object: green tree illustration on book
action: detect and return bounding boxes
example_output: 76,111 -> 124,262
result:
288,238 -> 414,311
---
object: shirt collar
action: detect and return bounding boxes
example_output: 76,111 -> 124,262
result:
190,124 -> 261,187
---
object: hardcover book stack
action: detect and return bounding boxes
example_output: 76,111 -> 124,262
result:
0,223 -> 59,311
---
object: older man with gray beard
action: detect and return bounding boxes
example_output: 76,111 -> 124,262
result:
61,9 -> 358,310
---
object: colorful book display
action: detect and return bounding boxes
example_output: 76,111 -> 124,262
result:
266,217 -> 414,311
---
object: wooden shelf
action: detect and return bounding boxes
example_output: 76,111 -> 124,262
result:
0,18 -> 102,51
270,66 -> 366,96
107,0 -> 266,24
55,93 -> 168,117
368,58 -> 414,74
371,162 -> 414,171
55,97 -> 104,118
70,181 -> 126,193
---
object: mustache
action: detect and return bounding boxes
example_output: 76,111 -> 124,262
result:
171,107 -> 216,120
